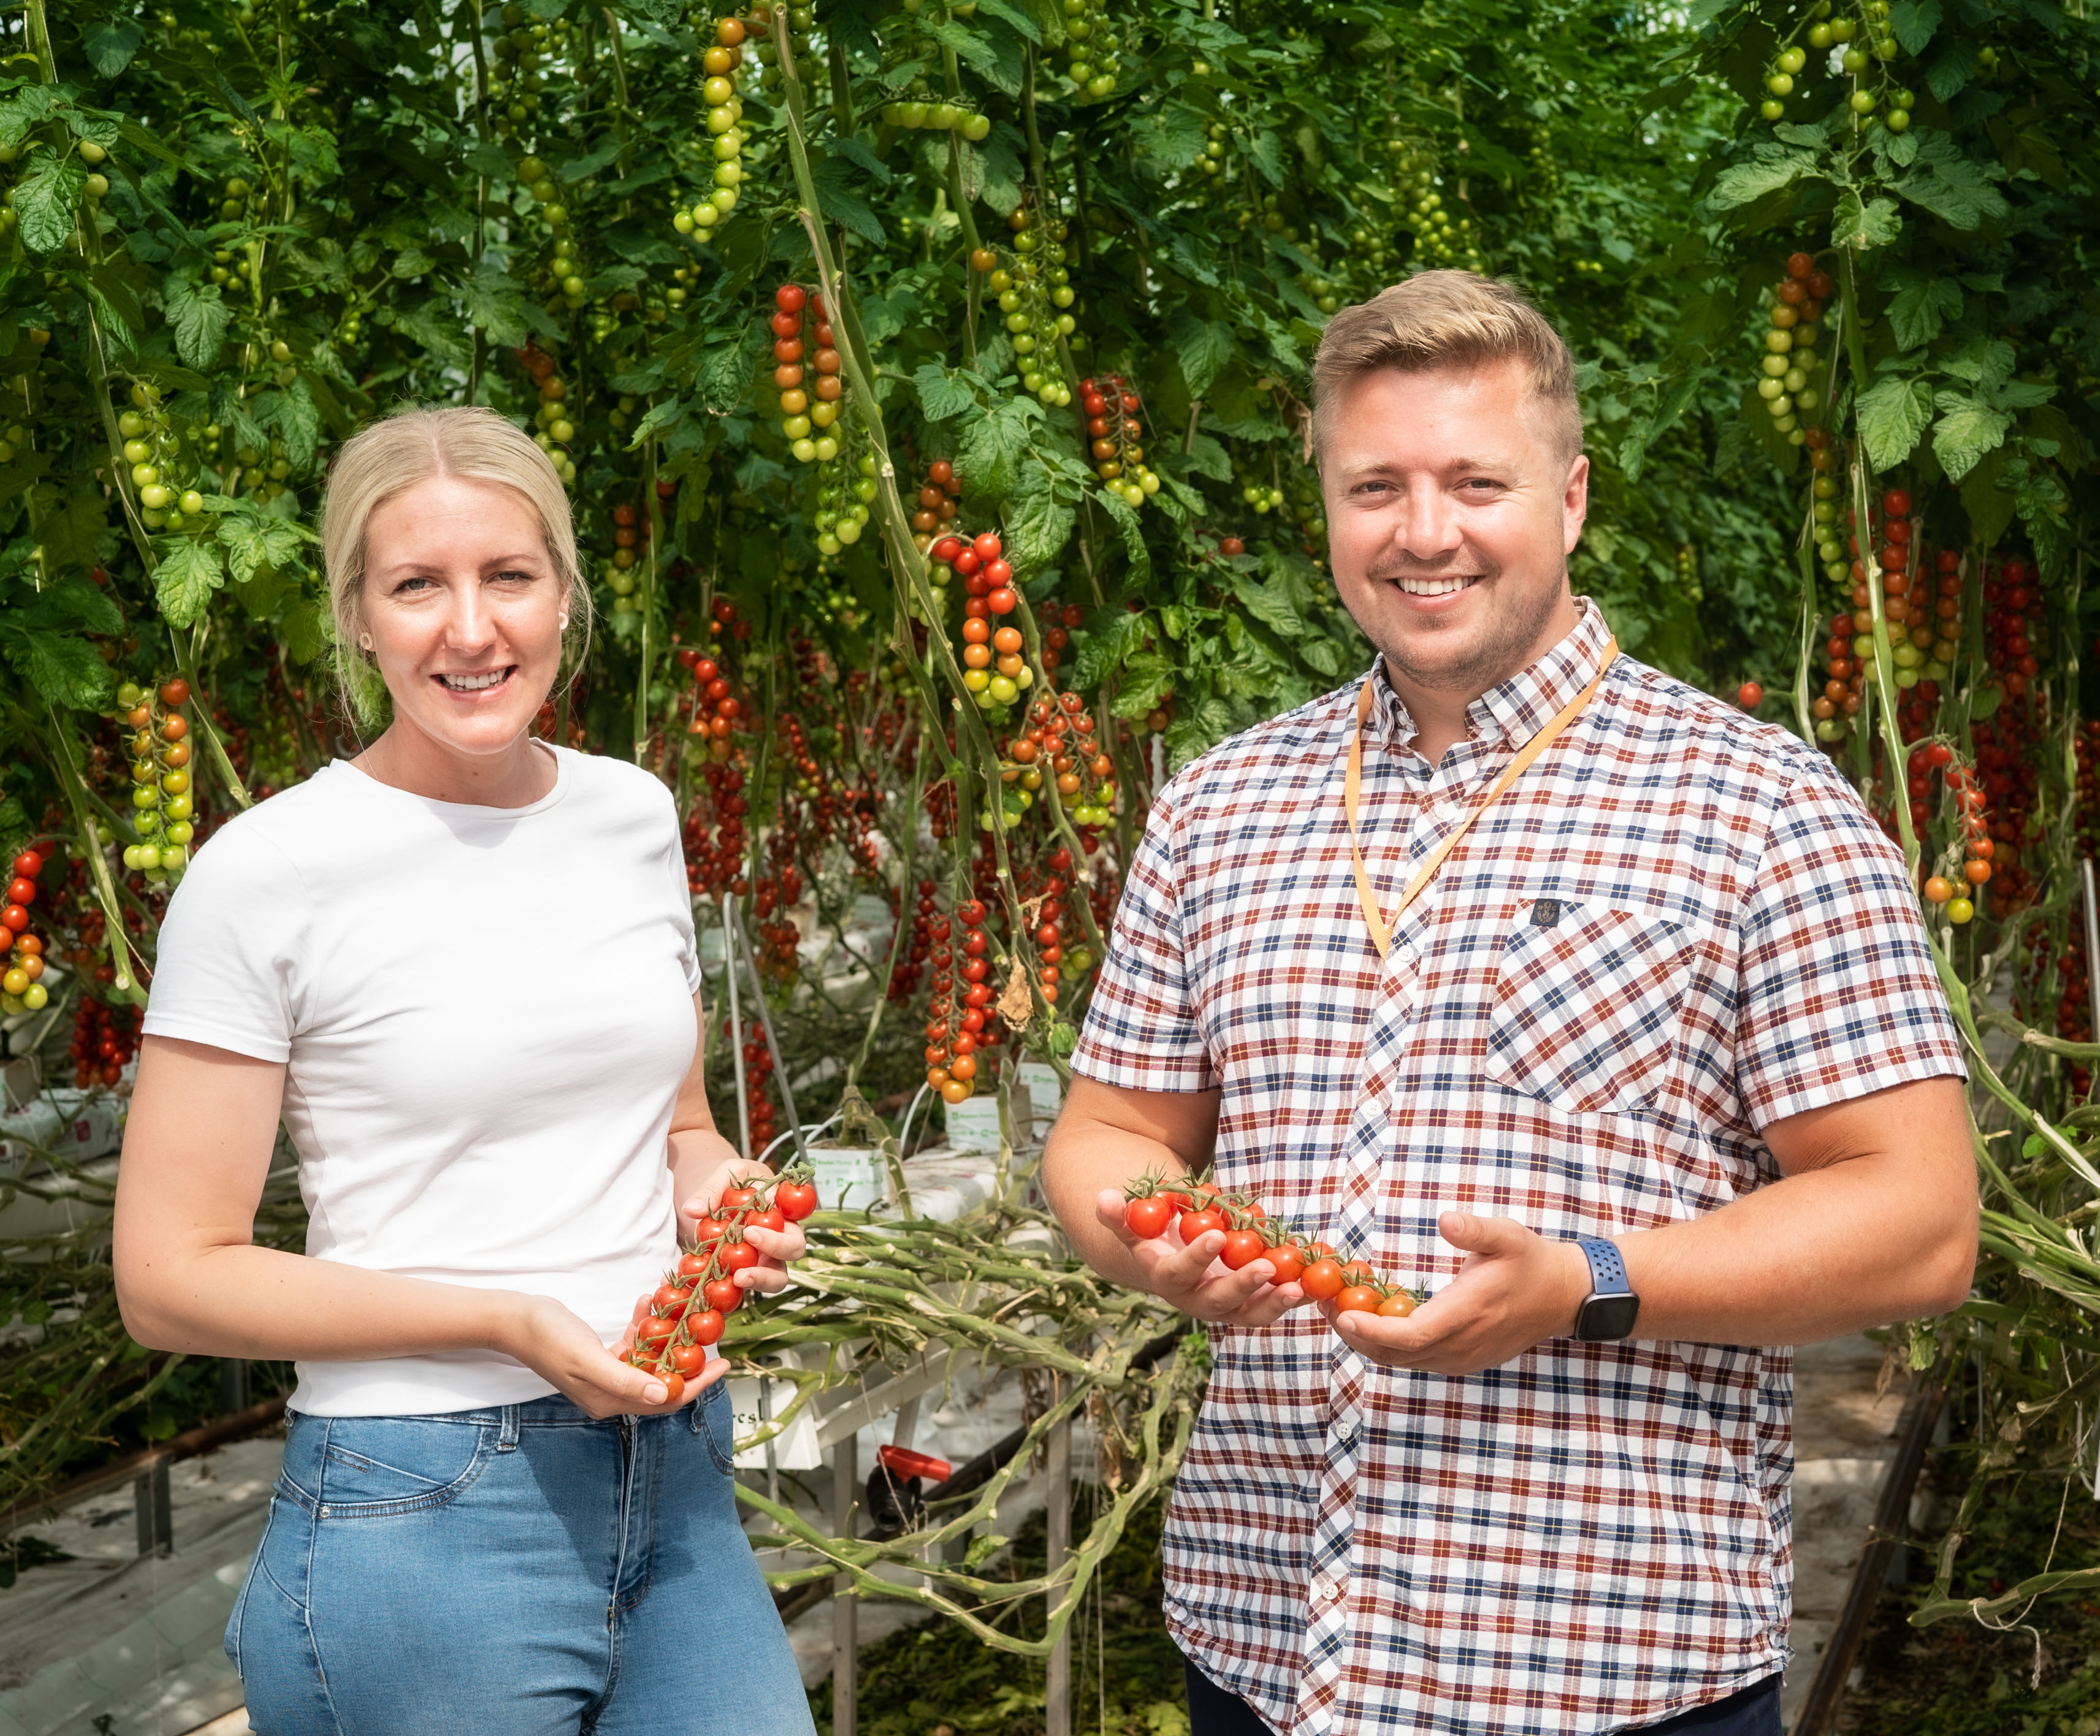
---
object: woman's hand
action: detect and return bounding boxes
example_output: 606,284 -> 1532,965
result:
501,1293 -> 730,1420
678,1156 -> 809,1296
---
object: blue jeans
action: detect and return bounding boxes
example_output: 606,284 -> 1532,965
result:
227,1382 -> 815,1735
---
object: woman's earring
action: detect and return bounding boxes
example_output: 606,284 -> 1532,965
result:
558,613 -> 570,630
358,631 -> 374,651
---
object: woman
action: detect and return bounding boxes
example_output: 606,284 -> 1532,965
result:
114,406 -> 816,1735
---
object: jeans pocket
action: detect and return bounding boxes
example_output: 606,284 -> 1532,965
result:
694,1379 -> 738,1474
316,1416 -> 494,1519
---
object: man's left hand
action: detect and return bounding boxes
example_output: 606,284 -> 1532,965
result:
1326,1211 -> 1594,1375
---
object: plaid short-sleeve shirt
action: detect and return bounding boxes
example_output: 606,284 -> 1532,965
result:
1073,602 -> 1964,1735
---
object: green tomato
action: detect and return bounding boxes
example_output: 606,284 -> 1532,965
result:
1885,108 -> 1911,131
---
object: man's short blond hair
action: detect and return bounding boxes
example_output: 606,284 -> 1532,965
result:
1310,270 -> 1584,467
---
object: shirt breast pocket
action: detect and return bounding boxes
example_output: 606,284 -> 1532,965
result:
1485,901 -> 1697,1114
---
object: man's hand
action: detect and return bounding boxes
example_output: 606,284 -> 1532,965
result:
1326,1211 -> 1591,1375
1092,1188 -> 1311,1327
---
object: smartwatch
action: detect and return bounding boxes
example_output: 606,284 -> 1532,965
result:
1571,1236 -> 1641,1342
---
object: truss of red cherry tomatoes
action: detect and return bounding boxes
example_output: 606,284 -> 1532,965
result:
1119,1174 -> 1426,1323
623,1165 -> 821,1402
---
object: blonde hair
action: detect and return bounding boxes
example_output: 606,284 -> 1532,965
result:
1310,270 -> 1584,467
320,405 -> 591,726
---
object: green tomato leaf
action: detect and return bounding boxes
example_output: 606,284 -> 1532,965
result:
1094,487 -> 1151,586
459,259 -> 529,349
956,394 -> 1039,501
218,514 -> 312,585
1072,609 -> 1146,689
1229,572 -> 1307,642
0,87 -> 63,151
1888,0 -> 1941,56
1892,129 -> 2009,230
1,628 -> 114,710
1931,389 -> 2013,483
1110,649 -> 1177,719
82,18 -> 145,74
162,276 -> 232,370
1856,375 -> 1934,470
257,378 -> 323,470
154,536 -> 227,629
13,151 -> 85,254
1006,478 -> 1075,576
1884,274 -> 1962,350
1169,310 -> 1234,398
914,363 -> 977,422
1708,147 -> 1818,211
1831,191 -> 1902,251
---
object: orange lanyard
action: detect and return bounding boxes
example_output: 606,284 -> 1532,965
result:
1343,642 -> 1617,960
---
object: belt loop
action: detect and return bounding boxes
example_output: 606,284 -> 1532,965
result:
497,1404 -> 521,1452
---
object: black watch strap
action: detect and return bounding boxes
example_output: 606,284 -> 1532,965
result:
1572,1236 -> 1641,1342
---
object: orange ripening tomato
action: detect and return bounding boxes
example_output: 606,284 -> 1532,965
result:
1334,1285 -> 1381,1315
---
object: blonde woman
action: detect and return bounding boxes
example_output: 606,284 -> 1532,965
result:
113,406 -> 815,1735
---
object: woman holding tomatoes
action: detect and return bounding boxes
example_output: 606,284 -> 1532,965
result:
113,407 -> 816,1735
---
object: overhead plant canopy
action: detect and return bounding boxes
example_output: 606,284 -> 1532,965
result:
2,0 -> 2100,1642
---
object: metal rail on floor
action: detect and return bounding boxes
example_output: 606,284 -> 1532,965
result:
1790,1360 -> 1952,1736
1,1392 -> 288,1553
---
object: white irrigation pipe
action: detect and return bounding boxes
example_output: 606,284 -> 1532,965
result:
762,1112 -> 839,1167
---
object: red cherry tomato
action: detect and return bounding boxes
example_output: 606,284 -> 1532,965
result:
653,1282 -> 694,1312
159,677 -> 191,707
987,588 -> 1018,615
11,851 -> 42,880
719,1239 -> 761,1274
656,1371 -> 686,1406
677,1251 -> 711,1279
703,1277 -> 744,1314
971,531 -> 1002,562
689,1308 -> 726,1345
1264,1244 -> 1307,1287
931,535 -> 963,565
777,1179 -> 819,1221
747,1206 -> 787,1235
1736,682 -> 1763,710
1220,1228 -> 1269,1271
1300,1258 -> 1345,1301
719,1185 -> 760,1213
670,1341 -> 709,1376
1376,1292 -> 1417,1318
1177,1206 -> 1226,1246
1124,1194 -> 1175,1239
775,283 -> 808,313
640,1311 -> 677,1344
1334,1285 -> 1381,1314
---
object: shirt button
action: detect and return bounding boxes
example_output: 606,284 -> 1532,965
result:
1324,1577 -> 1346,1604
1334,1420 -> 1358,1449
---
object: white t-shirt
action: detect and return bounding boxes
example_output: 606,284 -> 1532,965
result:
142,747 -> 701,1417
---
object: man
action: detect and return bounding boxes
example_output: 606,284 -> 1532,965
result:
1042,271 -> 1976,1736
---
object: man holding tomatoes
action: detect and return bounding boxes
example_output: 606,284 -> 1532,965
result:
1042,271 -> 1975,1736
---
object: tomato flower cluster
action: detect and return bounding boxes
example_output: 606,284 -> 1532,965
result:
1120,1176 -> 1426,1324
0,847 -> 50,1018
623,1168 -> 820,1402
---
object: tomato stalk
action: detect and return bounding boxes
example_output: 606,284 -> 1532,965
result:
773,21 -> 1052,1027
1834,251 -> 1917,872
40,709 -> 148,1003
846,747 -> 927,1092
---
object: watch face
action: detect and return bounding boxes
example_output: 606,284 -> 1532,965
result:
1576,1293 -> 1641,1342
